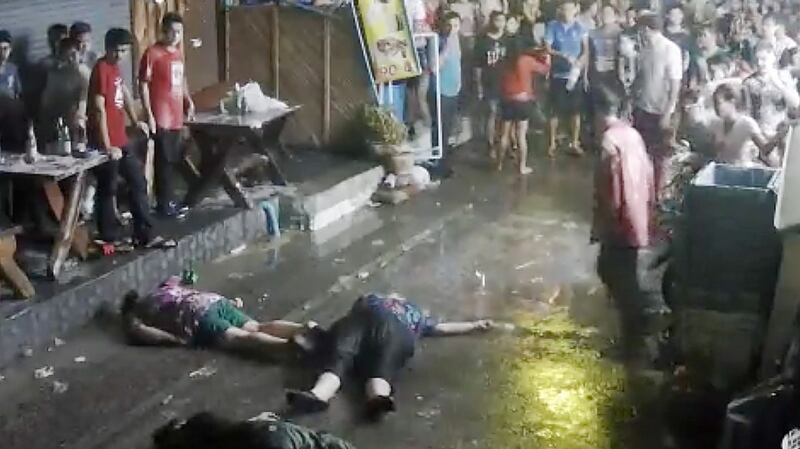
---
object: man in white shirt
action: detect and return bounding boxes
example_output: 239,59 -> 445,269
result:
631,12 -> 683,198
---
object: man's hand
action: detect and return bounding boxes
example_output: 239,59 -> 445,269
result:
474,319 -> 495,331
137,121 -> 151,137
147,116 -> 157,137
108,147 -> 123,161
186,103 -> 196,122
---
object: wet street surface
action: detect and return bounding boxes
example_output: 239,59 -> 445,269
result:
0,149 -> 676,449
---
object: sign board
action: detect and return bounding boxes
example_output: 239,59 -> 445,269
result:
775,126 -> 800,231
354,0 -> 421,83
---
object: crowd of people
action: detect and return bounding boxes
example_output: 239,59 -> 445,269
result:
409,0 -> 800,178
0,14 -> 195,248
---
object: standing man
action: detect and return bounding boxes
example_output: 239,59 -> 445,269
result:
474,11 -> 507,157
40,24 -> 69,72
0,30 -> 27,154
70,22 -> 98,68
40,38 -> 86,151
631,12 -> 682,198
89,28 -> 173,249
545,0 -> 588,157
591,85 -> 668,366
0,30 -> 21,100
140,13 -> 195,218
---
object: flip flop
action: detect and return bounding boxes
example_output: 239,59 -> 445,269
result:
365,395 -> 396,421
286,390 -> 329,413
140,236 -> 177,250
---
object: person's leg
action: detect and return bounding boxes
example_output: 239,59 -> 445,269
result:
486,99 -> 499,149
548,116 -> 560,158
496,120 -> 513,171
241,319 -> 305,339
441,95 -> 459,152
516,119 -> 532,175
94,159 -> 122,242
153,129 -> 181,214
418,73 -> 431,126
218,326 -> 288,351
117,149 -> 155,243
570,113 -> 584,155
598,245 -> 645,360
360,317 -> 415,417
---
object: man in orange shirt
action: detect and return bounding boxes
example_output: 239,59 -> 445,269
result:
140,13 -> 195,218
495,46 -> 549,174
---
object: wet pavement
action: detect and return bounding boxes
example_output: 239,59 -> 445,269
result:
0,148 -> 679,449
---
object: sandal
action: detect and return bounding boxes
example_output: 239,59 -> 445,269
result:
286,389 -> 329,413
567,143 -> 585,157
365,395 -> 396,421
139,236 -> 177,249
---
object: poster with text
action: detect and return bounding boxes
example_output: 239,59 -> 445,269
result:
355,0 -> 421,83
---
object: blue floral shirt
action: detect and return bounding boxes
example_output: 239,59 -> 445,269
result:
362,293 -> 439,337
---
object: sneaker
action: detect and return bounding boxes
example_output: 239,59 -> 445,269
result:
157,202 -> 189,219
365,395 -> 396,421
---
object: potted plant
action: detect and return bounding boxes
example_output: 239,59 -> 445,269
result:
357,105 -> 414,174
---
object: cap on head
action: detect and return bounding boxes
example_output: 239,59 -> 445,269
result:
0,30 -> 12,45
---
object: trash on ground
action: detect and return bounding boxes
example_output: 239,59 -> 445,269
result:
496,323 -> 517,333
52,380 -> 69,394
0,374 -> 5,382
368,201 -> 382,208
258,293 -> 270,303
379,260 -> 389,269
227,272 -> 252,280
371,239 -> 385,247
333,258 -> 346,264
514,260 -> 537,270
562,221 -> 579,230
21,348 -> 33,358
74,356 -> 87,363
249,412 -> 280,422
34,366 -> 55,379
357,271 -> 370,280
435,202 -> 441,207
54,337 -> 65,347
530,277 -> 544,284
233,297 -> 244,308
188,366 -> 218,378
475,271 -> 486,288
302,303 -> 311,311
416,407 -> 441,419
416,395 -> 425,401
161,394 -> 174,406
230,244 -> 247,255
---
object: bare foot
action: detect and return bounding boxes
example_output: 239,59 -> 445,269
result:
519,166 -> 533,175
547,143 -> 557,158
569,143 -> 585,157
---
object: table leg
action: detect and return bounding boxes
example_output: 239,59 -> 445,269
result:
49,171 -> 86,279
0,235 -> 35,299
183,135 -> 233,207
221,169 -> 253,209
42,180 -> 90,260
246,131 -> 288,186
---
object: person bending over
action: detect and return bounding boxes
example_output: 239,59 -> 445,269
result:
153,411 -> 357,449
286,293 -> 495,419
121,276 -> 309,357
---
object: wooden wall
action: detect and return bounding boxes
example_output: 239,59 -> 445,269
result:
228,5 -> 373,146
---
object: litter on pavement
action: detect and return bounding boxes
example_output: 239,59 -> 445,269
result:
34,366 -> 55,379
74,356 -> 87,363
188,366 -> 218,378
52,381 -> 69,394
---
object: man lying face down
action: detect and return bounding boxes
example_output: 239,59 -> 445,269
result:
287,293 -> 497,419
121,276 -> 311,357
153,411 -> 357,449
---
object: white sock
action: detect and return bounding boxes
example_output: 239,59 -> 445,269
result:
365,378 -> 392,399
310,372 -> 341,402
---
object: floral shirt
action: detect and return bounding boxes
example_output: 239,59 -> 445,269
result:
361,293 -> 439,338
134,276 -> 225,340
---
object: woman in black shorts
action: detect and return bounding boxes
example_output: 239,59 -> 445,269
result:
286,293 -> 496,419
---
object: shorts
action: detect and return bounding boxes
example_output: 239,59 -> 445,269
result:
549,77 -> 583,117
194,300 -> 253,347
501,100 -> 534,122
323,300 -> 415,380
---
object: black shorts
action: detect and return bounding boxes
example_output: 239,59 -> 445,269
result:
322,300 -> 415,380
549,77 -> 583,117
501,100 -> 534,122
154,129 -> 182,163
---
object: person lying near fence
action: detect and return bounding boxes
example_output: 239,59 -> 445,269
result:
153,411 -> 357,449
121,276 -> 310,357
286,293 -> 496,419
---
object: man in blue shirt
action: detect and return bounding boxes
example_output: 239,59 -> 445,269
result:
0,30 -> 21,100
544,0 -> 588,157
429,11 -> 463,157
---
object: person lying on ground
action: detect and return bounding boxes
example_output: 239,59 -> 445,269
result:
121,276 -> 311,357
286,293 -> 496,419
153,411 -> 357,449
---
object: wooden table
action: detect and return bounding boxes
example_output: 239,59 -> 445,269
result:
0,153 -> 108,278
183,106 -> 299,209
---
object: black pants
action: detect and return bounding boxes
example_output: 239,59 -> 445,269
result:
94,148 -> 153,242
597,243 -> 669,357
153,129 -> 182,211
429,94 -> 459,151
323,300 -> 415,381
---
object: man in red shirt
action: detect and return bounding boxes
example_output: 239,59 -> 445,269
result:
89,28 -> 173,249
590,85 -> 670,365
140,13 -> 195,218
496,46 -> 549,174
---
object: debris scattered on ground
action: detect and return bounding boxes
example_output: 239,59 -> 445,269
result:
467,203 -> 474,209
530,277 -> 544,284
233,297 -> 244,308
475,271 -> 487,289
161,394 -> 174,406
258,293 -> 270,303
495,323 -> 517,333
74,356 -> 87,364
0,374 -> 5,382
416,407 -> 441,419
54,337 -> 65,347
52,380 -> 69,394
401,244 -> 410,253
357,271 -> 370,280
562,221 -> 579,230
514,260 -> 537,270
534,234 -> 544,242
416,395 -> 424,401
21,348 -> 33,358
333,258 -> 346,264
302,304 -> 311,311
34,366 -> 55,379
544,285 -> 562,305
436,202 -> 441,207
227,272 -> 252,280
230,244 -> 247,255
379,260 -> 389,269
188,366 -> 217,378
368,201 -> 382,208
371,239 -> 385,247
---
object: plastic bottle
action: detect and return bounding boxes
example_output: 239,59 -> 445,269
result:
24,124 -> 40,164
57,118 -> 72,156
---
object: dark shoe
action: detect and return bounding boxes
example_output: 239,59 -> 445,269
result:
286,390 -> 329,413
156,202 -> 189,219
365,395 -> 396,421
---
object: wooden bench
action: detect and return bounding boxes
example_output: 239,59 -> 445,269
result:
0,225 -> 35,299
